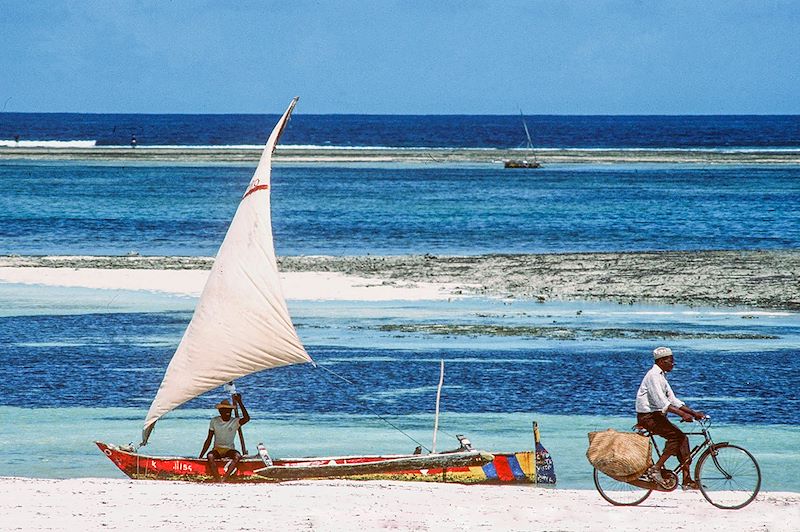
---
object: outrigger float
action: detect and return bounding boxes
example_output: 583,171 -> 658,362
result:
96,98 -> 556,485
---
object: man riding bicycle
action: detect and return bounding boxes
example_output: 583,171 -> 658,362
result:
636,346 -> 705,490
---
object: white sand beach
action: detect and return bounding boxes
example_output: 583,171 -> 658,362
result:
2,477 -> 797,531
0,266 -> 460,301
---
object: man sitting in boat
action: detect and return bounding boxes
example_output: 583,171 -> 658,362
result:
199,393 -> 250,482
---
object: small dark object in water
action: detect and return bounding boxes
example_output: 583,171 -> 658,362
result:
504,159 -> 541,169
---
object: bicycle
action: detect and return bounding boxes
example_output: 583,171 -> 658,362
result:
593,417 -> 761,509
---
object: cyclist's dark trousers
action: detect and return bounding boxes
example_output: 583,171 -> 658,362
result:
637,412 -> 690,463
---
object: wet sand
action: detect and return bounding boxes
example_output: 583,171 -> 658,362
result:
279,251 -> 800,311
2,250 -> 798,310
0,265 -> 458,302
2,145 -> 800,164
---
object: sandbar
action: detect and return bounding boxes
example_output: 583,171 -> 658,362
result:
279,251 -> 800,310
0,263 -> 458,302
1,250 -> 797,310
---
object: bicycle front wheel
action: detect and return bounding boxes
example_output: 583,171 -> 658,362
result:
696,443 -> 761,509
593,468 -> 652,506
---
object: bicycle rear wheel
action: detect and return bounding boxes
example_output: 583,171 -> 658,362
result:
696,443 -> 761,509
593,468 -> 652,506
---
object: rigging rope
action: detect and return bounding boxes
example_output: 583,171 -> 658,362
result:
315,363 -> 432,453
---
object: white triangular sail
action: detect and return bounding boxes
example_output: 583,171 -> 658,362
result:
142,98 -> 312,445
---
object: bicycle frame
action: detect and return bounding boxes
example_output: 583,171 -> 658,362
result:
639,418 -> 729,479
595,416 -> 761,509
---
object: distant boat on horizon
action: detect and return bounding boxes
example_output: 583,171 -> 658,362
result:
505,111 -> 541,169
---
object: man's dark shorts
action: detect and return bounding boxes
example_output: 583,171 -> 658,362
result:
637,412 -> 689,461
209,448 -> 240,460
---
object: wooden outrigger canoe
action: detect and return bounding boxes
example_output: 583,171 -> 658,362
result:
96,438 -> 555,484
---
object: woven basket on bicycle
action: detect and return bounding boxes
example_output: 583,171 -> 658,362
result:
587,429 -> 653,482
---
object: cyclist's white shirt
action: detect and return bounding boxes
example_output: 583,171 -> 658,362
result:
636,364 -> 685,414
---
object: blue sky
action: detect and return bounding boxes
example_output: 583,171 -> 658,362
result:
1,1 -> 798,114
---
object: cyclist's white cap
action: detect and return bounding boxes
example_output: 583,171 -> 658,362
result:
653,346 -> 673,360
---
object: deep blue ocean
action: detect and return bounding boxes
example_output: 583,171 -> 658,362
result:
0,114 -> 798,488
2,113 -> 800,148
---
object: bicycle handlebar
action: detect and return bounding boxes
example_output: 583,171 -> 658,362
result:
679,415 -> 711,425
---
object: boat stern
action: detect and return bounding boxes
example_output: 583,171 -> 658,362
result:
533,421 -> 557,484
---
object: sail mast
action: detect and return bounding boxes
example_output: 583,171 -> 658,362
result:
518,110 -> 539,165
431,360 -> 445,453
521,110 -> 533,150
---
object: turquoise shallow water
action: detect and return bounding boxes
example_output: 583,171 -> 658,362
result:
4,407 -> 798,491
1,283 -> 798,490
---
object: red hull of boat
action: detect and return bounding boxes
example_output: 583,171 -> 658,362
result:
96,441 -> 554,484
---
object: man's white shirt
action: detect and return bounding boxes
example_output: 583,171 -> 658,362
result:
209,416 -> 241,451
636,364 -> 685,414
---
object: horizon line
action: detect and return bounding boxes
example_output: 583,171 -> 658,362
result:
2,111 -> 800,117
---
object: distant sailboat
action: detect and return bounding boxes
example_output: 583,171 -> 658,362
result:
96,98 -> 556,484
505,111 -> 541,169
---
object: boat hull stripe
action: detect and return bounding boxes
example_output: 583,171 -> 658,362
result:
492,455 -> 515,481
482,461 -> 498,480
515,452 -> 534,477
506,455 -> 525,479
